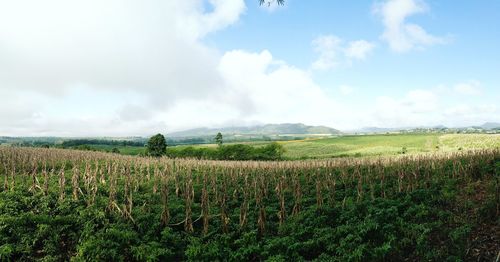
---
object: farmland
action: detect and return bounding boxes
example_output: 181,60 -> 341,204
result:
168,133 -> 499,159
2,0 -> 499,261
5,133 -> 498,160
280,133 -> 500,159
0,147 -> 498,261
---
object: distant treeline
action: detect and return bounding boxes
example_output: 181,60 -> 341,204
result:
61,138 -> 213,147
60,139 -> 145,147
11,139 -> 285,161
167,135 -> 304,146
166,138 -> 207,146
166,143 -> 285,161
11,141 -> 53,148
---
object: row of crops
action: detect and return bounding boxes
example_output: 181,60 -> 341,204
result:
0,147 -> 499,261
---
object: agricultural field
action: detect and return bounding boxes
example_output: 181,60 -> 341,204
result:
280,133 -> 500,159
438,134 -> 500,151
280,134 -> 441,159
18,133 -> 497,160
172,133 -> 499,159
2,0 -> 499,261
0,147 -> 498,261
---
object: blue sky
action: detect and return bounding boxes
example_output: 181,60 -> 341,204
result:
209,0 -> 500,98
0,0 -> 498,136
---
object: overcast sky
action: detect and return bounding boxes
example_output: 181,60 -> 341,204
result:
1,0 -> 499,136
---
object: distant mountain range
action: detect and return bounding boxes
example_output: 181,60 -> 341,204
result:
167,122 -> 500,138
478,122 -> 500,129
1,123 -> 497,143
167,123 -> 341,138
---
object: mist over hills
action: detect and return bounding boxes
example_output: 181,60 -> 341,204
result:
167,123 -> 341,138
478,122 -> 500,129
1,122 -> 498,144
167,122 -> 500,138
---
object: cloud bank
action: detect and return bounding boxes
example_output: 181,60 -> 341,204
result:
0,0 -> 496,136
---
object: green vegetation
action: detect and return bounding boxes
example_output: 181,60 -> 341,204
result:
168,133 -> 498,160
259,0 -> 285,6
279,133 -> 499,159
438,134 -> 500,151
72,144 -> 145,155
60,139 -> 145,147
147,134 -> 167,157
4,133 -> 499,161
281,134 -> 441,159
215,132 -> 223,147
0,148 -> 498,261
166,142 -> 284,161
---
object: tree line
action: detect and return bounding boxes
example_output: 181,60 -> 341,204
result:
61,139 -> 145,147
147,133 -> 284,161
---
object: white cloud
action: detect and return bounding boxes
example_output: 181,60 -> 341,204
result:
345,40 -> 376,60
0,0 -> 347,136
200,0 -> 247,34
311,35 -> 374,70
371,89 -> 440,127
0,0 -> 247,136
0,1 -> 494,136
0,0 -> 245,102
311,35 -> 343,70
157,49 -> 351,132
444,104 -> 499,126
339,85 -> 355,95
374,0 -> 448,52
403,89 -> 439,112
365,87 -> 499,128
454,80 -> 482,96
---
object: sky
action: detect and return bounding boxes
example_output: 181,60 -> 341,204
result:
0,0 -> 499,136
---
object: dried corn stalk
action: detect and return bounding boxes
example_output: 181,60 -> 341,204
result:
72,166 -> 80,200
58,165 -> 66,201
160,168 -> 170,226
184,173 -> 194,233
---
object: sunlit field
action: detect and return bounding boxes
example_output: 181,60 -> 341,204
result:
2,0 -> 499,261
0,147 -> 498,260
280,133 -> 500,159
163,133 -> 499,159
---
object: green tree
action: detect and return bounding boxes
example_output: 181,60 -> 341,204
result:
215,132 -> 223,147
259,0 -> 285,6
147,134 -> 167,157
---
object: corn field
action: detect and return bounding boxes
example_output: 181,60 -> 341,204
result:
0,147 -> 499,261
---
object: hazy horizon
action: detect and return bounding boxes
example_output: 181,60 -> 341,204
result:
1,121 -> 498,139
1,0 -> 499,137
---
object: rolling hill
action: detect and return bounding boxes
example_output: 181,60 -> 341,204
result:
167,123 -> 341,138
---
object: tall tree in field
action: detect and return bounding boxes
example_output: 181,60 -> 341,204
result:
215,132 -> 223,147
147,134 -> 167,157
